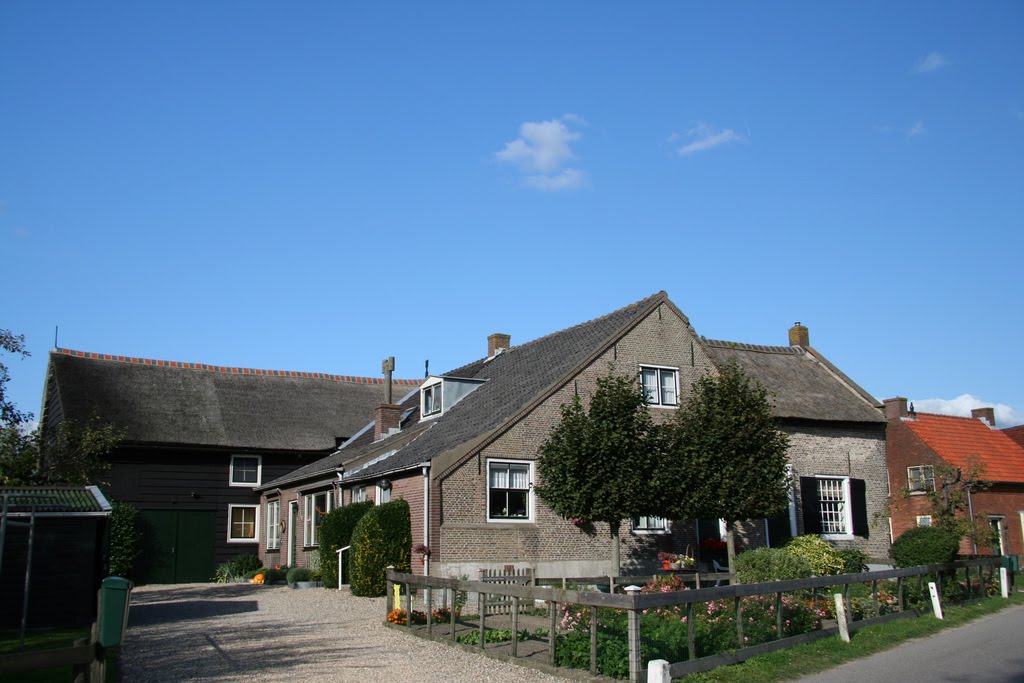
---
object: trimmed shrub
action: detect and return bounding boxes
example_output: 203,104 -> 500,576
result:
784,535 -> 845,576
892,526 -> 959,567
319,501 -> 374,588
286,566 -> 312,584
837,547 -> 870,574
349,499 -> 411,596
107,501 -> 142,578
734,547 -> 812,583
212,553 -> 263,582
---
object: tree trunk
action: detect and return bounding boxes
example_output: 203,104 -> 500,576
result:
610,519 -> 621,577
725,521 -> 738,583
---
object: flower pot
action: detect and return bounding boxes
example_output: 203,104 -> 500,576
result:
661,560 -> 672,570
290,581 -> 321,589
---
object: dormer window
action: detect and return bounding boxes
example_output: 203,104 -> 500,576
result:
423,383 -> 442,417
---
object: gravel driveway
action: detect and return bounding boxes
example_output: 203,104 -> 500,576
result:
121,583 -> 567,683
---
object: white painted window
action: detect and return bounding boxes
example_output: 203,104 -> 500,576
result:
230,455 -> 262,487
633,516 -> 669,534
640,366 -> 678,407
228,504 -> 259,543
352,485 -> 366,503
376,481 -> 392,504
422,382 -> 441,417
266,500 -> 281,549
303,491 -> 330,547
916,515 -> 932,527
907,465 -> 935,493
487,460 -> 533,522
817,476 -> 853,539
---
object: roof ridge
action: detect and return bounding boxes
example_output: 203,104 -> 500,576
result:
52,348 -> 421,385
702,338 -> 802,354
913,411 -> 990,421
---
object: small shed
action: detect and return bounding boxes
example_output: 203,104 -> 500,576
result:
0,486 -> 112,630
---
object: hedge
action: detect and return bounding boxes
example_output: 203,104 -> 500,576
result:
892,526 -> 960,567
349,498 -> 411,596
319,501 -> 374,588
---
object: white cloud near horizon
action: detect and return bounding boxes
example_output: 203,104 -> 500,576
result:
495,115 -> 585,191
908,120 -> 927,137
911,52 -> 950,74
911,394 -> 1024,427
671,122 -> 747,157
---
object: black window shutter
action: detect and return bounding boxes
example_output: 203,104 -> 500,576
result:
800,477 -> 821,535
851,478 -> 869,537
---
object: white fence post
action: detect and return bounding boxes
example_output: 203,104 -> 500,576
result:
647,659 -> 671,683
928,581 -> 943,619
624,585 -> 642,683
833,593 -> 850,643
1000,567 -> 1010,598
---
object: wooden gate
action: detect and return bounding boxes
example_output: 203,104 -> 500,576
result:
480,566 -> 533,615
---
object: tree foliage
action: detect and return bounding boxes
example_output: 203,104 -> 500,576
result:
535,370 -> 665,573
349,498 -> 411,596
108,501 -> 143,578
659,361 -> 790,571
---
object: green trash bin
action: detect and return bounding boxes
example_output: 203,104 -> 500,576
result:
99,576 -> 134,647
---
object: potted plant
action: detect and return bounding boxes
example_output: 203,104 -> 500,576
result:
287,566 -> 318,589
658,552 -> 676,570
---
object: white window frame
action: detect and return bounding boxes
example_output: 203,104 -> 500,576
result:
227,504 -> 259,543
376,481 -> 392,504
916,514 -> 933,527
816,475 -> 854,540
352,485 -> 366,504
266,500 -> 281,549
486,459 -> 535,523
907,465 -> 935,494
229,454 -> 262,487
632,515 -> 670,534
421,380 -> 442,419
303,491 -> 331,547
639,365 -> 679,408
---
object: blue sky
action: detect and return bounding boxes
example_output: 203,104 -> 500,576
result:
2,2 -> 1022,426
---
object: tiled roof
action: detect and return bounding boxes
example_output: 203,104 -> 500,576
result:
0,486 -> 111,515
905,413 -> 1024,483
1003,425 -> 1024,448
702,340 -> 884,423
262,291 -> 668,487
46,349 -> 419,452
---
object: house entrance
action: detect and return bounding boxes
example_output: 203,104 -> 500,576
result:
139,510 -> 215,583
989,516 -> 1005,556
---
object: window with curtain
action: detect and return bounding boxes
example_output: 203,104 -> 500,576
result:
228,505 -> 258,542
640,366 -> 678,407
303,491 -> 330,546
907,465 -> 935,493
488,461 -> 532,521
266,500 -> 281,549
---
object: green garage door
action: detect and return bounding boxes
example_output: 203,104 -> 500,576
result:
139,510 -> 215,583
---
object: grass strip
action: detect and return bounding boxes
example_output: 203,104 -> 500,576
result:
677,591 -> 1024,682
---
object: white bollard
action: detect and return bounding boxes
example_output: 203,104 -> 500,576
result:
833,593 -> 850,643
1000,567 -> 1010,598
647,659 -> 671,683
928,581 -> 943,619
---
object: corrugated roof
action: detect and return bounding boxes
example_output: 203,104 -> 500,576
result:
702,340 -> 884,423
46,349 -> 419,452
905,413 -> 1024,483
0,486 -> 111,515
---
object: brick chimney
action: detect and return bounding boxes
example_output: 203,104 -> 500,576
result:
788,322 -> 809,347
884,397 -> 909,420
374,404 -> 403,441
971,407 -> 996,427
488,333 -> 511,357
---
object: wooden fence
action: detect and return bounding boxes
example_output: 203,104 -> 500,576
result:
386,557 -> 1008,683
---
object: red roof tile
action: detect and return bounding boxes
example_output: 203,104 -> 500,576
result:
905,413 -> 1024,483
1004,425 -> 1024,449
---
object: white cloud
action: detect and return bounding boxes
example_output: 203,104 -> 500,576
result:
495,115 -> 585,190
911,52 -> 950,74
912,394 -> 1024,427
672,122 -> 747,157
908,120 -> 927,137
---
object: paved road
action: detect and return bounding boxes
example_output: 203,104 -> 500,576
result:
120,583 -> 565,683
796,604 -> 1024,683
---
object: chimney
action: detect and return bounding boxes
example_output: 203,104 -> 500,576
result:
884,397 -> 908,420
788,322 -> 809,347
374,404 -> 403,441
488,333 -> 511,357
971,407 -> 996,427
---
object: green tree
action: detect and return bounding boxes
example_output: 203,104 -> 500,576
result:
660,361 -> 790,575
0,328 -> 38,483
535,370 -> 665,575
897,457 -> 993,552
319,501 -> 374,588
349,499 -> 411,596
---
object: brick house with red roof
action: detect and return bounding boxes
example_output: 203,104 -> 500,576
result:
884,397 -> 1024,558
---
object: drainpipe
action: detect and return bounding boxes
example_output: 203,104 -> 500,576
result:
422,463 -> 430,576
967,485 -> 977,555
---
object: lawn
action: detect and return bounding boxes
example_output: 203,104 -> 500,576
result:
0,628 -> 118,683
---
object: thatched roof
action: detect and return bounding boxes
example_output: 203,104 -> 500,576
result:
702,341 -> 884,424
44,349 -> 419,452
